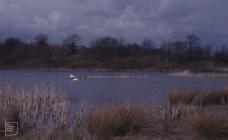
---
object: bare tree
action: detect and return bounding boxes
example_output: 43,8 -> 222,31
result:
142,38 -> 155,48
34,34 -> 48,46
186,34 -> 201,61
186,34 -> 201,48
62,34 -> 81,54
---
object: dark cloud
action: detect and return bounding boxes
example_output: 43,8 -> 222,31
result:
0,0 -> 228,44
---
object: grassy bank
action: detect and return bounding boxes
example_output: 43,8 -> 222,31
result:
1,83 -> 228,139
170,70 -> 228,79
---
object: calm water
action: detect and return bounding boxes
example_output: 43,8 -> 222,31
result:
0,70 -> 228,106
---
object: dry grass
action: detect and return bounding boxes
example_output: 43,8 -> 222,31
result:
185,109 -> 228,140
1,129 -> 83,140
84,104 -> 156,140
197,90 -> 224,106
169,88 -> 228,107
0,83 -> 71,130
1,82 -> 228,140
83,103 -> 197,140
221,87 -> 228,104
168,89 -> 198,106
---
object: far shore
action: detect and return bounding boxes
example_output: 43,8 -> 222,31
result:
1,67 -> 228,73
0,67 -> 176,72
0,67 -> 228,75
1,67 -> 228,79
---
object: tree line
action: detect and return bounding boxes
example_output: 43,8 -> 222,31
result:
0,34 -> 228,71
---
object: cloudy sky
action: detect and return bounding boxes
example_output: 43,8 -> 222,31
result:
0,0 -> 228,44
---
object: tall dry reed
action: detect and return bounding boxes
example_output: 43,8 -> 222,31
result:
0,83 -> 71,129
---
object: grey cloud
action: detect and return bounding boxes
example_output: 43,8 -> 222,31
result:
0,0 -> 228,44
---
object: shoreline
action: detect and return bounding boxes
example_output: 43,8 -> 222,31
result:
169,70 -> 228,79
1,67 -> 228,72
0,67 -> 170,73
1,68 -> 228,79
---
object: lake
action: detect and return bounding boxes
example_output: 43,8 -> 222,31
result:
0,70 -> 228,106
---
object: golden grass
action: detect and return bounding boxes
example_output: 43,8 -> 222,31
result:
221,87 -> 228,104
168,89 -> 198,106
185,109 -> 228,140
197,90 -> 224,106
200,73 -> 228,79
83,103 -> 198,140
84,104 -> 157,140
169,88 -> 228,106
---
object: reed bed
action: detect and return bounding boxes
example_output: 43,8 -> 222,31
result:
170,71 -> 228,79
84,104 -> 154,139
221,87 -> 228,104
199,73 -> 228,79
197,90 -> 224,106
1,83 -> 228,139
168,89 -> 198,106
185,109 -> 228,140
80,75 -> 149,80
0,83 -> 71,130
169,88 -> 228,106
83,103 -> 198,140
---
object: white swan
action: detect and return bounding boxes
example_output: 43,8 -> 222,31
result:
72,77 -> 80,81
69,74 -> 80,81
69,74 -> 75,78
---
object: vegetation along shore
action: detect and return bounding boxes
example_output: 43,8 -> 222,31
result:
1,82 -> 228,140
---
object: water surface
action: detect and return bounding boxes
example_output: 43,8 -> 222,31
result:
0,70 -> 228,106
